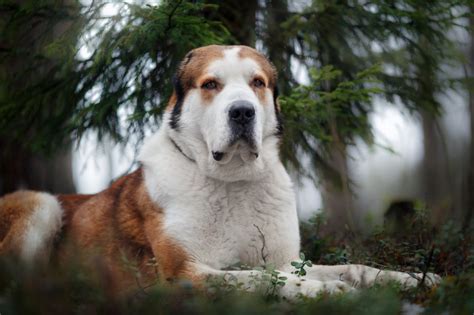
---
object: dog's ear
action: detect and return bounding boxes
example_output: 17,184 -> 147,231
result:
169,51 -> 195,130
265,58 -> 282,136
169,75 -> 184,130
182,51 -> 194,66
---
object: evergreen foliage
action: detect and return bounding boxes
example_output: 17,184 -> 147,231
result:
1,0 -> 471,228
0,0 -> 82,152
0,0 -> 231,152
280,65 -> 382,181
278,0 -> 469,179
0,0 -> 469,170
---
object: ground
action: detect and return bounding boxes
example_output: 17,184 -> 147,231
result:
0,206 -> 472,315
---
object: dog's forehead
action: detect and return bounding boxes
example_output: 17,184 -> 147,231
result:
206,47 -> 259,79
179,45 -> 276,86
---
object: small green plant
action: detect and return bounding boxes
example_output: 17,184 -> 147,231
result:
291,253 -> 313,277
266,267 -> 287,298
248,265 -> 288,300
205,272 -> 245,298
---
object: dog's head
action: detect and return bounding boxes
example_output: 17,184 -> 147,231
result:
166,45 -> 282,181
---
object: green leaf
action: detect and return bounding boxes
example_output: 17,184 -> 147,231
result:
293,263 -> 303,269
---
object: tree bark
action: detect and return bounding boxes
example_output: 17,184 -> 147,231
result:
463,5 -> 474,230
421,110 -> 451,224
320,122 -> 355,237
0,141 -> 75,195
208,0 -> 258,47
263,0 -> 293,94
415,29 -> 452,225
0,0 -> 77,195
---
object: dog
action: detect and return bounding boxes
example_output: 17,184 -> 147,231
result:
0,45 -> 439,299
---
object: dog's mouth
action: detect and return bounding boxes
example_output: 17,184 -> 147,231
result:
211,148 -> 259,163
209,120 -> 261,164
211,138 -> 259,164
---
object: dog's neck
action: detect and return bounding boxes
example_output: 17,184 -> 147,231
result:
169,137 -> 195,162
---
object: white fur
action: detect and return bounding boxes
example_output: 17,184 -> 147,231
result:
141,123 -> 299,269
21,192 -> 62,264
139,47 -> 440,299
167,47 -> 277,182
191,263 -> 353,299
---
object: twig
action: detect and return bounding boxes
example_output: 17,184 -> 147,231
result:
419,245 -> 435,288
253,224 -> 268,264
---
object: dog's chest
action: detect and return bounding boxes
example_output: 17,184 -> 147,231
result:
162,179 -> 300,269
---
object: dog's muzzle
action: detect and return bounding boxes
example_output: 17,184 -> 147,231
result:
228,100 -> 256,145
211,100 -> 259,163
229,100 -> 255,126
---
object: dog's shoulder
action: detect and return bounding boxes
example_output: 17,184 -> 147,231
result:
64,167 -> 160,243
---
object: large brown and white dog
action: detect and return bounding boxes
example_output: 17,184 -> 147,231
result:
0,45 -> 439,299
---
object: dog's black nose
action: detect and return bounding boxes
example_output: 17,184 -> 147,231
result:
229,101 -> 255,125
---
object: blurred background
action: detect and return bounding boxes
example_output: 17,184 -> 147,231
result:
0,0 -> 473,237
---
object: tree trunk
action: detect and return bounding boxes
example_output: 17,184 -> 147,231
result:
0,0 -> 76,195
415,30 -> 452,225
262,0 -> 292,94
0,141 -> 75,195
463,5 -> 474,230
320,122 -> 355,237
208,0 -> 258,47
421,111 -> 451,224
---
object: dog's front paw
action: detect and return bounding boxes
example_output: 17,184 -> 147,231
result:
280,279 -> 354,300
416,272 -> 442,287
398,272 -> 442,288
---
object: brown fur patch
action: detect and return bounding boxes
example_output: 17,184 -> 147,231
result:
166,45 -> 225,111
197,75 -> 225,104
166,92 -> 178,111
57,193 -> 93,230
179,45 -> 225,91
239,46 -> 278,106
250,72 -> 270,105
238,46 -> 277,90
54,168 -> 194,294
0,191 -> 38,256
0,170 -> 196,295
166,45 -> 277,112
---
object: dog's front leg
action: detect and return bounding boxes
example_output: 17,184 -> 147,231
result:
282,263 -> 441,289
190,263 -> 353,300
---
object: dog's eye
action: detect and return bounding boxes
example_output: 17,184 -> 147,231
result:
252,78 -> 265,88
202,80 -> 218,90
